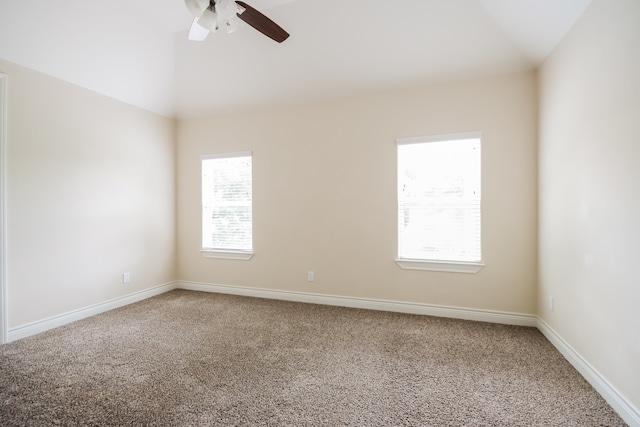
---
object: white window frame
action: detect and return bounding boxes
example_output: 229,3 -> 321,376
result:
395,132 -> 484,274
201,151 -> 254,260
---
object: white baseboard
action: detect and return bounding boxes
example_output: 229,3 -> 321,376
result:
7,281 -> 177,342
537,318 -> 640,427
175,281 -> 538,327
5,280 -> 636,425
5,280 -> 536,343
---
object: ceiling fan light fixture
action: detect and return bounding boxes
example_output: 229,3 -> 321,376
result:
197,8 -> 219,32
185,0 -> 209,17
225,16 -> 242,33
214,0 -> 236,21
214,0 -> 242,32
188,17 -> 210,41
184,0 -> 289,44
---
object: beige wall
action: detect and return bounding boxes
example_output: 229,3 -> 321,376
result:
538,0 -> 640,413
1,59 -> 177,327
177,71 -> 538,315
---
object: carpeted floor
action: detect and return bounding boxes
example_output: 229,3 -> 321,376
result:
0,290 -> 626,426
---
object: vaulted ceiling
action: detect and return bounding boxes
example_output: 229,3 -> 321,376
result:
0,0 -> 592,118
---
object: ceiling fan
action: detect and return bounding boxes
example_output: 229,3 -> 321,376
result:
185,0 -> 290,43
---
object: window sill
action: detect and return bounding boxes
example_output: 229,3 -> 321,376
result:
201,250 -> 254,261
395,258 -> 484,273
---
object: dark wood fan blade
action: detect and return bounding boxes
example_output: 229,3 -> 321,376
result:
236,1 -> 290,43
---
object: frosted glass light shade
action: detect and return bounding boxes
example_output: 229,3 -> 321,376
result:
215,0 -> 240,33
197,8 -> 218,32
225,16 -> 242,33
188,17 -> 210,41
185,0 -> 209,17
215,0 -> 236,22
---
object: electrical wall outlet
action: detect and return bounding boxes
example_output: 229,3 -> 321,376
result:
307,271 -> 314,282
549,295 -> 554,312
122,272 -> 131,284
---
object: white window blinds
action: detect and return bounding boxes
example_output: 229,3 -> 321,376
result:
202,152 -> 252,252
397,133 -> 481,263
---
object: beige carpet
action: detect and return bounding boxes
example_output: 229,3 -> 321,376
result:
0,290 -> 626,426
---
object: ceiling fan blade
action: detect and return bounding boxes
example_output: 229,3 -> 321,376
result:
235,1 -> 289,43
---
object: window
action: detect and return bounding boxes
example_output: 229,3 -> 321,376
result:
396,132 -> 483,273
201,152 -> 253,260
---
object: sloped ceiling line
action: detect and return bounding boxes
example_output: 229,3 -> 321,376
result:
0,0 -> 592,118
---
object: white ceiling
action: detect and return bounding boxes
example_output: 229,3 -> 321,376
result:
0,0 -> 592,118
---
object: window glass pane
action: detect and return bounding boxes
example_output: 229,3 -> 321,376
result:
202,154 -> 252,252
398,136 -> 481,262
